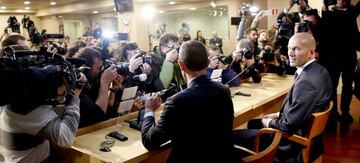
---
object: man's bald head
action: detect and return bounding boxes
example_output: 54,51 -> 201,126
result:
289,33 -> 316,50
287,33 -> 316,67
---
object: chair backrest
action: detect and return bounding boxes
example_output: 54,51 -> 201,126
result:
307,101 -> 332,141
242,131 -> 282,163
302,101 -> 332,163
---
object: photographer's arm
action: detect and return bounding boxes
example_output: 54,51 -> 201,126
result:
37,97 -> 80,148
96,66 -> 117,113
108,75 -> 124,108
236,17 -> 246,41
250,10 -> 265,29
159,61 -> 174,89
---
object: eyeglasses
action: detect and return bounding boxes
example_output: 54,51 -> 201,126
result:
99,136 -> 115,152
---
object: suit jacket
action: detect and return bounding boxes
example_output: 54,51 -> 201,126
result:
269,61 -> 333,162
209,37 -> 222,48
141,75 -> 237,163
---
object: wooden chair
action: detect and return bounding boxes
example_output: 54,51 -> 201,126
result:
257,101 -> 333,163
234,130 -> 282,163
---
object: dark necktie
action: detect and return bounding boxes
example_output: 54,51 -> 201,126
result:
294,72 -> 299,80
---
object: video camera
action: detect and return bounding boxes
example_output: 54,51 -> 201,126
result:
0,46 -> 82,107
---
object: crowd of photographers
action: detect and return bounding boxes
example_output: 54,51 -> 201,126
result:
0,0 -> 359,162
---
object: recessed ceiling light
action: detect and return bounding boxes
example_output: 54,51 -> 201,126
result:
190,8 -> 196,10
159,10 -> 164,13
25,7 -> 30,10
50,2 -> 56,5
93,10 -> 98,14
169,1 -> 175,5
0,6 -> 6,9
24,1 -> 30,5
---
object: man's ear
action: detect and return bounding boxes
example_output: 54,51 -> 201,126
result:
178,59 -> 187,72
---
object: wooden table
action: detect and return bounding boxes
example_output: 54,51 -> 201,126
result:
59,73 -> 294,163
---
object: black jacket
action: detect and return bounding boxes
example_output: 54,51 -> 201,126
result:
141,75 -> 237,163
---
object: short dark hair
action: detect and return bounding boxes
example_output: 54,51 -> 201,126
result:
76,47 -> 102,67
179,40 -> 208,71
159,34 -> 179,47
245,28 -> 258,35
304,9 -> 321,21
66,40 -> 86,58
209,45 -> 220,51
1,34 -> 26,48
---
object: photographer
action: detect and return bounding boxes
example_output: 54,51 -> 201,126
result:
152,34 -> 185,90
259,45 -> 287,75
206,45 -> 240,87
226,39 -> 262,83
76,47 -> 123,128
0,46 -> 87,162
320,0 -> 360,122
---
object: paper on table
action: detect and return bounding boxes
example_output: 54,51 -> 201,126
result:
118,99 -> 134,113
121,86 -> 138,100
210,69 -> 223,79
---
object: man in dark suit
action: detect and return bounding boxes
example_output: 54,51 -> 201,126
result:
234,33 -> 332,163
141,40 -> 237,162
209,31 -> 223,53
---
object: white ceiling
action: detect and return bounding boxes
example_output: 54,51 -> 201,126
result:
0,0 -> 93,10
0,0 -> 212,15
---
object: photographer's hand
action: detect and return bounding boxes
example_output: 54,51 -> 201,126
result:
129,55 -> 143,73
74,73 -> 87,97
141,63 -> 152,75
208,56 -> 219,69
145,92 -> 161,113
112,74 -> 124,90
243,57 -> 255,67
165,48 -> 178,63
232,49 -> 243,62
101,65 -> 117,86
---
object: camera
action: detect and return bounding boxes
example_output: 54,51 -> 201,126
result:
324,0 -> 336,6
102,59 -> 130,76
293,0 -> 300,4
277,19 -> 294,39
0,46 -> 81,107
135,50 -> 152,65
297,20 -> 310,33
240,3 -> 252,17
241,50 -> 253,60
43,34 -> 65,39
262,48 -> 275,62
216,55 -> 230,65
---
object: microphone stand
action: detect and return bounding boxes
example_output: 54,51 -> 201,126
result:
225,63 -> 255,97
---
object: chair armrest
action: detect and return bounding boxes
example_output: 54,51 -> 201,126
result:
257,128 -> 308,147
234,144 -> 256,155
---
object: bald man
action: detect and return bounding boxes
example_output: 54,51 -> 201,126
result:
234,33 -> 332,162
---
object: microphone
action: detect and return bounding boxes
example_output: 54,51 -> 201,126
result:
225,63 -> 256,85
133,73 -> 147,82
